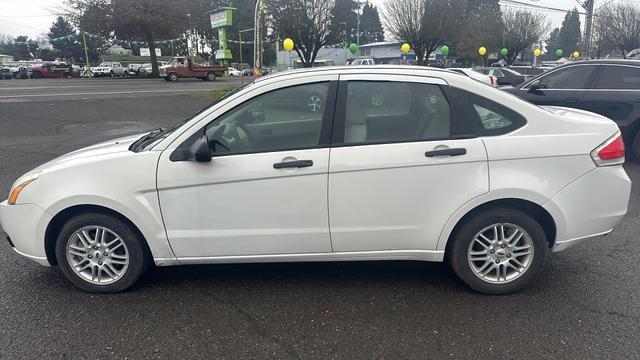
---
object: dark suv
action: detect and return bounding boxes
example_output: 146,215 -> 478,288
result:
507,60 -> 640,160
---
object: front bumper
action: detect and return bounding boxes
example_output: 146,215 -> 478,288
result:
544,165 -> 631,252
0,200 -> 52,266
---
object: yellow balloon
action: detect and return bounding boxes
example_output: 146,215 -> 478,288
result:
534,49 -> 542,57
401,43 -> 410,54
478,47 -> 487,56
283,38 -> 294,52
572,51 -> 580,58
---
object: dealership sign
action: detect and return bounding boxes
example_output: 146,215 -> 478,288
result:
210,9 -> 233,29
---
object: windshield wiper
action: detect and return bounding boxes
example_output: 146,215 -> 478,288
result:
129,128 -> 164,152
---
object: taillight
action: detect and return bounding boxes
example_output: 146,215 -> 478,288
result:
591,132 -> 625,166
489,76 -> 495,86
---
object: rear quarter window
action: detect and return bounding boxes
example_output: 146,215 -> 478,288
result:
451,88 -> 527,136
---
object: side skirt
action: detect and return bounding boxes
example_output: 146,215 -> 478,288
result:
154,250 -> 445,267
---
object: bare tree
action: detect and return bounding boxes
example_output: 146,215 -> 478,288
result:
501,9 -> 548,64
269,0 -> 335,67
383,0 -> 463,65
595,3 -> 640,58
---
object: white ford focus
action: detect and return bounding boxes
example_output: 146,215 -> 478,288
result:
0,66 -> 631,294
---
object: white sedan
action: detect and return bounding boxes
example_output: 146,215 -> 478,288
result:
228,67 -> 242,77
0,66 -> 631,294
448,67 -> 497,86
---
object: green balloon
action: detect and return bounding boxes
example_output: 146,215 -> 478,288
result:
440,45 -> 449,56
349,43 -> 358,54
555,49 -> 564,57
500,48 -> 508,56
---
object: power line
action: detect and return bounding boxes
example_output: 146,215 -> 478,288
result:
500,0 -> 583,14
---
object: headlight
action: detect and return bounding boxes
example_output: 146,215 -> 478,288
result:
8,176 -> 38,205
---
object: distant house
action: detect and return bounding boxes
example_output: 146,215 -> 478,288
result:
0,54 -> 14,64
357,41 -> 416,64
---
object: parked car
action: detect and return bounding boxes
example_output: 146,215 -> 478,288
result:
1,66 -> 631,294
159,56 -> 226,81
139,61 -> 167,77
242,68 -> 254,76
448,68 -> 497,86
127,63 -> 143,76
506,59 -> 640,160
475,67 -> 526,86
509,66 -> 550,82
351,58 -> 376,65
228,67 -> 242,76
91,62 -> 128,77
0,66 -> 11,79
29,62 -> 79,78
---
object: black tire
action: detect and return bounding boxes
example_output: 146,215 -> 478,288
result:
449,208 -> 548,295
206,72 -> 216,81
54,213 -> 150,293
168,73 -> 178,82
632,130 -> 640,162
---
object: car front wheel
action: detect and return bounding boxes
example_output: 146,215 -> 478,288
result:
449,208 -> 548,294
55,213 -> 150,293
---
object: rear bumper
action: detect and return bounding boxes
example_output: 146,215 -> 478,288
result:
544,165 -> 631,252
0,200 -> 51,266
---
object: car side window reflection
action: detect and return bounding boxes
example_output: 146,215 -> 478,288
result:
204,82 -> 329,155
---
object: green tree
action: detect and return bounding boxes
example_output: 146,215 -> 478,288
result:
557,9 -> 582,55
455,0 -> 503,65
359,2 -> 384,44
328,0 -> 358,44
48,16 -> 83,62
544,27 -> 560,60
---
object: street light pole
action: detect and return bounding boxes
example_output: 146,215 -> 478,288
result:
239,28 -> 254,84
582,0 -> 595,59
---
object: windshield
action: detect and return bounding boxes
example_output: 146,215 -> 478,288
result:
98,63 -> 109,67
168,58 -> 181,65
132,82 -> 253,152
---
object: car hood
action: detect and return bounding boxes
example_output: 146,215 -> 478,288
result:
24,133 -> 147,177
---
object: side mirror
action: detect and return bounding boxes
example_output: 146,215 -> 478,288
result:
191,135 -> 212,162
170,134 -> 212,162
527,80 -> 542,93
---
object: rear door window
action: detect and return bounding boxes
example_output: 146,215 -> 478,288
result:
593,65 -> 640,89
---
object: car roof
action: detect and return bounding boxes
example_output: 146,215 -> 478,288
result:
567,59 -> 640,66
255,65 -> 458,84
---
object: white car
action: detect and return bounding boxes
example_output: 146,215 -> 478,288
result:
448,67 -> 497,86
91,62 -> 128,77
228,67 -> 242,76
0,66 -> 631,294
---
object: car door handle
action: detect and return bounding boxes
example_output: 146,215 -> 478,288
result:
273,160 -> 314,169
563,97 -> 581,103
425,148 -> 467,157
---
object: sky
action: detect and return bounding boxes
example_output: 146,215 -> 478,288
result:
0,0 -> 602,39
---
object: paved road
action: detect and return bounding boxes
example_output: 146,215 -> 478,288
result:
0,79 -> 639,359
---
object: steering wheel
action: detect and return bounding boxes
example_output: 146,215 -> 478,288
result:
208,122 -> 255,152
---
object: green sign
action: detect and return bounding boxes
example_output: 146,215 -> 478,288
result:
210,9 -> 233,29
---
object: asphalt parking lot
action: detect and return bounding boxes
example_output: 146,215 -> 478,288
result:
0,78 -> 639,359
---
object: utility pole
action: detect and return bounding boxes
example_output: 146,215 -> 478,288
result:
356,0 -> 361,46
582,0 -> 595,59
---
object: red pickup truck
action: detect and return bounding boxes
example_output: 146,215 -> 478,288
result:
159,56 -> 227,81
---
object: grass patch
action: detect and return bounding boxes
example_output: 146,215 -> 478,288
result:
210,86 -> 239,101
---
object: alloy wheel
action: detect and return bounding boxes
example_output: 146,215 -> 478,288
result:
467,223 -> 534,284
66,225 -> 129,285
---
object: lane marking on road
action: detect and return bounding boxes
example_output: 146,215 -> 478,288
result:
0,88 -> 221,99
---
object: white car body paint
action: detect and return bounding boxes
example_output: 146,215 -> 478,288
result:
0,66 -> 631,270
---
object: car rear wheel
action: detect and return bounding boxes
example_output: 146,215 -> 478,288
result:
449,208 -> 548,294
55,213 -> 150,293
206,72 -> 216,81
